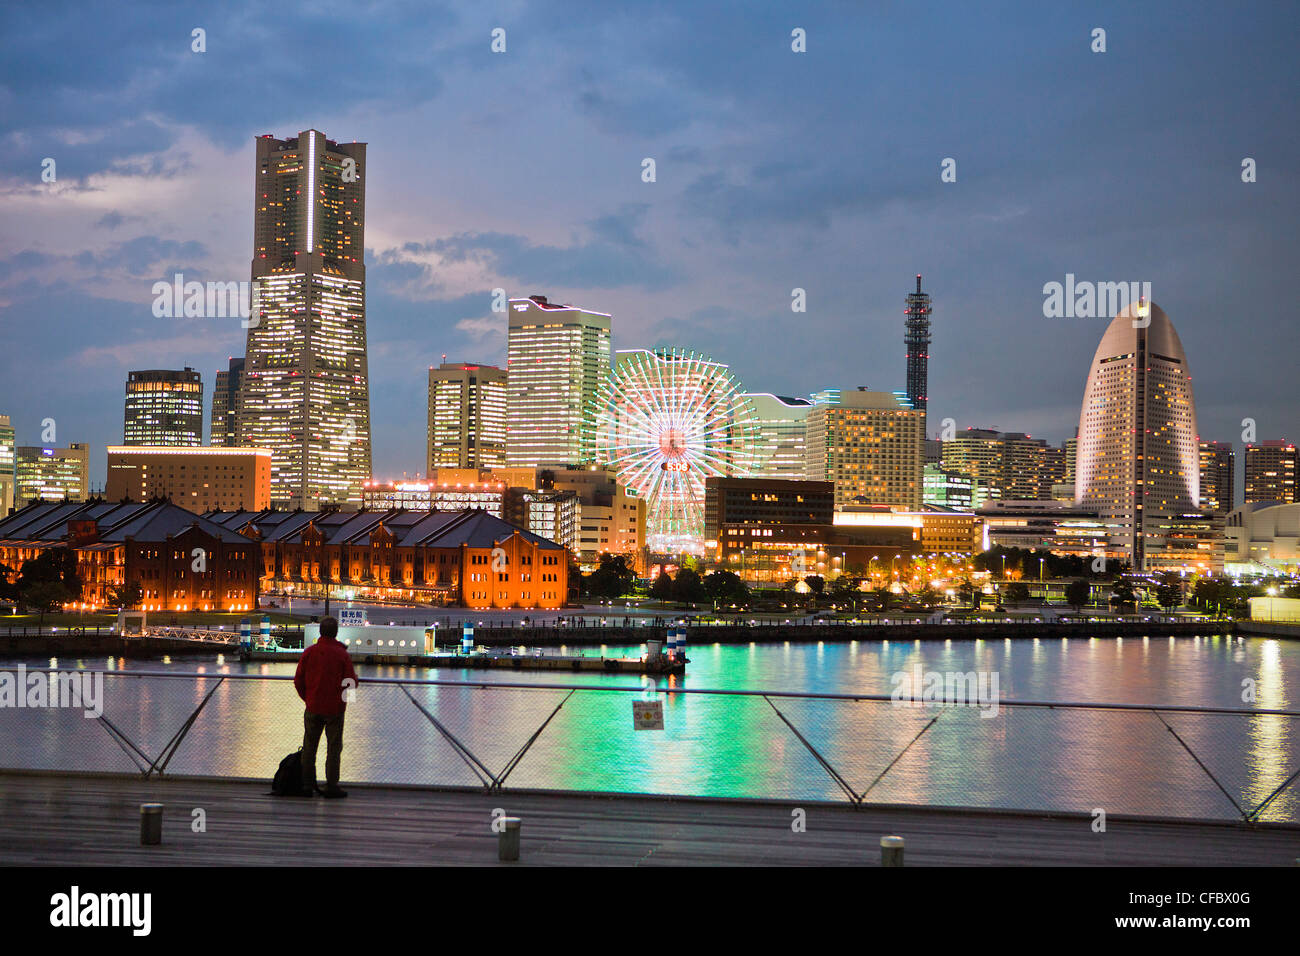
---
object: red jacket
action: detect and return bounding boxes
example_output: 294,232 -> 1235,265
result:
294,636 -> 360,716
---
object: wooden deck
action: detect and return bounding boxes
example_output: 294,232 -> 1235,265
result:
1,771 -> 1296,866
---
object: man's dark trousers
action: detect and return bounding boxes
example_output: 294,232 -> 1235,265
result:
302,710 -> 345,791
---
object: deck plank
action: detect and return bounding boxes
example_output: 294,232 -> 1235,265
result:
0,772 -> 1296,866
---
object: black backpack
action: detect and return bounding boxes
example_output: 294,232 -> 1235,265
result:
271,749 -> 315,796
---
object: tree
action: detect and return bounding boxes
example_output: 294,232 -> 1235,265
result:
673,567 -> 706,604
703,569 -> 748,606
803,574 -> 825,597
1004,582 -> 1030,606
0,561 -> 18,603
21,580 -> 72,630
870,587 -> 894,613
1155,572 -> 1183,611
914,585 -> 940,608
649,568 -> 674,601
1110,576 -> 1137,609
957,578 -> 977,609
828,574 -> 861,609
107,580 -> 143,610
18,549 -> 82,601
1064,578 -> 1091,611
586,554 -> 635,599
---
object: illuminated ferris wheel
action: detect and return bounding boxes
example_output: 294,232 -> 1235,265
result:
592,348 -> 760,553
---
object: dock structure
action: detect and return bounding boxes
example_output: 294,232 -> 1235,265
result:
0,771 -> 1295,866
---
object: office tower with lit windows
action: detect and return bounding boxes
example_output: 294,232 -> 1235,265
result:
805,388 -> 924,510
505,295 -> 610,468
1199,440 -> 1236,514
238,129 -> 370,509
124,369 -> 203,446
427,362 -> 507,472
0,415 -> 14,515
1244,440 -> 1297,504
16,443 -> 89,506
745,393 -> 813,480
1075,301 -> 1205,570
211,357 -> 245,447
904,274 -> 932,411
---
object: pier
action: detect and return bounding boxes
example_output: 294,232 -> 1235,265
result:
243,647 -> 687,674
0,770 -> 1294,866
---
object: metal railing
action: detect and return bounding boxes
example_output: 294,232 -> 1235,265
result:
0,668 -> 1296,824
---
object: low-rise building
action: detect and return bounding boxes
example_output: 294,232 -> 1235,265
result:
0,500 -> 259,611
106,445 -> 272,512
203,507 -> 569,609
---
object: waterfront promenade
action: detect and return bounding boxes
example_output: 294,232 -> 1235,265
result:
1,771 -> 1296,866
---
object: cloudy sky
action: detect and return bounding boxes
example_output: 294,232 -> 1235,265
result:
2,0 -> 1297,488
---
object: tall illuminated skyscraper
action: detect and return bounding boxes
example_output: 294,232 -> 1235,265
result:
211,357 -> 245,447
1075,300 -> 1201,568
745,393 -> 812,480
1244,440 -> 1297,504
427,362 -> 507,471
124,369 -> 203,446
506,295 -> 610,468
238,129 -> 370,509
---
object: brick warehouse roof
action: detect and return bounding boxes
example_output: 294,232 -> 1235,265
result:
201,507 -> 566,551
0,500 -> 254,546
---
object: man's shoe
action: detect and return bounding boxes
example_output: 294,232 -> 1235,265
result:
321,786 -> 348,799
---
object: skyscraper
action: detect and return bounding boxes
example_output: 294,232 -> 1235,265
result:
1244,440 -> 1297,504
745,393 -> 813,480
211,357 -> 245,447
124,369 -> 203,446
506,294 -> 610,468
904,274 -> 932,411
427,362 -> 508,471
805,388 -> 924,510
1198,440 -> 1236,514
1075,300 -> 1201,569
0,415 -> 14,515
16,444 -> 89,506
238,129 -> 370,509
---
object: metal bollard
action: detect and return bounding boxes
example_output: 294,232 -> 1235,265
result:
140,804 -> 164,845
880,834 -> 904,867
498,817 -> 521,862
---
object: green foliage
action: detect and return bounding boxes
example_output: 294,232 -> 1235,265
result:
1064,578 -> 1091,610
585,554 -> 636,599
1155,571 -> 1183,610
107,579 -> 144,610
673,567 -> 706,603
703,569 -> 749,605
1109,576 -> 1137,607
1004,582 -> 1030,605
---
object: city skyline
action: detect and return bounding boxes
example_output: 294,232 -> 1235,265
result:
1,3 -> 1296,491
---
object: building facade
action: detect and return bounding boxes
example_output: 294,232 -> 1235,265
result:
538,465 -> 645,570
805,388 -> 923,510
427,362 -> 507,471
0,415 -> 14,516
204,507 -> 569,609
1074,301 -> 1206,570
124,368 -> 203,446
0,500 -> 259,612
106,446 -> 272,512
506,294 -> 610,468
210,357 -> 245,447
1244,440 -> 1297,504
745,394 -> 812,480
16,444 -> 89,506
1198,440 -> 1236,514
238,129 -> 371,509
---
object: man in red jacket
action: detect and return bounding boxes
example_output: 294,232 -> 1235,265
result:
294,616 -> 359,798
